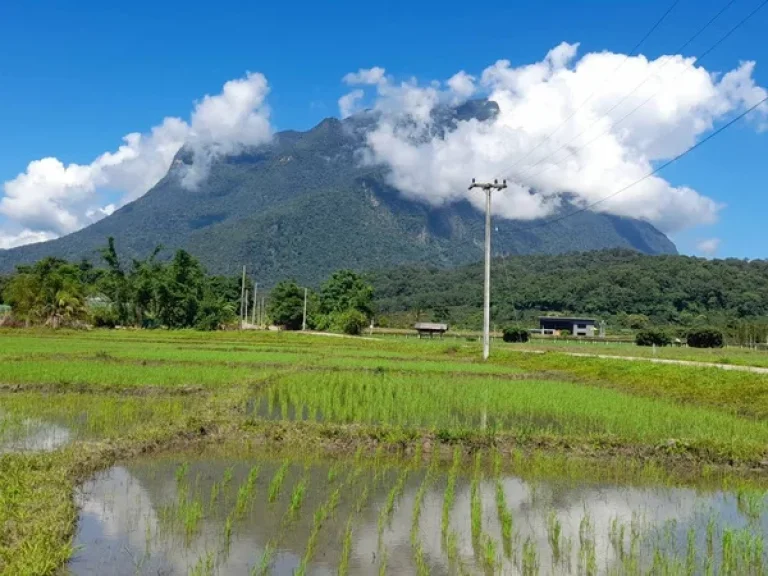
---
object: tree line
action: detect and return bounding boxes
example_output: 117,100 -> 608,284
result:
367,249 -> 768,343
0,238 -> 375,332
5,243 -> 768,342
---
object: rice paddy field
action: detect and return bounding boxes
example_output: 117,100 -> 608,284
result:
2,328 -> 768,575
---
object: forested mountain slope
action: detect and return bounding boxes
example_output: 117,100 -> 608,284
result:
0,103 -> 676,284
370,249 -> 768,327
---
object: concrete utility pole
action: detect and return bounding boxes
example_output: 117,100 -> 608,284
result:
252,283 -> 258,325
261,297 -> 266,328
302,288 -> 308,331
469,178 -> 507,361
240,266 -> 246,330
244,290 -> 249,327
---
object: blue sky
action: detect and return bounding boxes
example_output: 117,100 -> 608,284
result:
0,0 -> 766,257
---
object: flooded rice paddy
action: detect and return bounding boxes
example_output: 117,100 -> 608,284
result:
0,414 -> 70,453
70,448 -> 768,575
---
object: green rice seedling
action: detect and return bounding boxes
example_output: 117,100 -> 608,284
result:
578,513 -> 597,576
289,475 -> 308,518
234,465 -> 260,519
223,513 -> 233,550
414,541 -> 429,576
706,513 -> 716,565
222,466 -> 234,489
253,542 -> 276,576
494,459 -> 514,559
736,486 -> 766,523
328,485 -> 342,519
410,457 -> 439,547
686,526 -> 696,576
209,481 -> 220,512
441,447 -> 461,539
446,531 -> 459,569
522,537 -> 539,576
547,510 -> 562,565
189,550 -> 215,576
180,498 -> 203,539
378,467 -> 409,537
412,442 -> 423,467
268,461 -> 290,503
378,551 -> 388,576
721,529 -> 735,575
339,516 -> 353,576
328,462 -> 341,484
175,462 -> 189,487
482,534 -> 499,573
470,453 -> 482,545
356,484 -> 370,514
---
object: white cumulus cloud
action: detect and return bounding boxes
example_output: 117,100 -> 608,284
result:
347,42 -> 767,233
0,72 -> 272,247
338,89 -> 365,119
696,237 -> 721,256
343,66 -> 387,86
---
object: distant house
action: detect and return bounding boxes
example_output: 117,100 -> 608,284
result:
414,322 -> 448,338
539,316 -> 597,337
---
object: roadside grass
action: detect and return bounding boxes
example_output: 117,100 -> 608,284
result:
518,338 -> 768,368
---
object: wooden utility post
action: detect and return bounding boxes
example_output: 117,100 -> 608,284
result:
468,178 -> 507,361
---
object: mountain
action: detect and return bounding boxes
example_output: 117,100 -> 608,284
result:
0,102 -> 676,284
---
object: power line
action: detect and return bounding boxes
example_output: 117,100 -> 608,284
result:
511,0 -> 749,183
515,94 -> 767,233
501,0 -> 683,175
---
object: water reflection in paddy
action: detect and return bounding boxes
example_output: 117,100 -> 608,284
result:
70,451 -> 768,575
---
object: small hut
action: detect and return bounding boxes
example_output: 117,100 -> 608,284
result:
414,322 -> 448,339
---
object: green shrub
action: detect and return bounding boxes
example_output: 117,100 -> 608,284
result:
335,309 -> 367,336
686,328 -> 724,348
635,329 -> 671,347
502,326 -> 529,343
89,305 -> 118,328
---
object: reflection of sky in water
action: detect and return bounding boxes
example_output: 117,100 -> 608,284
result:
0,415 -> 70,453
70,460 -> 767,575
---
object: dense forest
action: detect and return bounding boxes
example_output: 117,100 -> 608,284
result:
368,249 -> 768,337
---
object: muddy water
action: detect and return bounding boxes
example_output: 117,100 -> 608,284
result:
70,453 -> 768,575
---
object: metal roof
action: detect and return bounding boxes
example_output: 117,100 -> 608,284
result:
538,316 -> 597,323
414,322 -> 449,331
